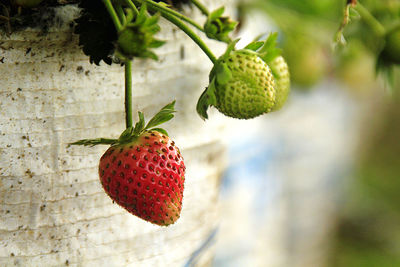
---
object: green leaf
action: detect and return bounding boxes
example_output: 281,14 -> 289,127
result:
118,127 -> 135,142
256,32 -> 282,64
210,7 -> 225,20
144,101 -> 176,130
125,8 -> 135,23
196,79 -> 217,120
148,40 -> 166,48
244,41 -> 264,51
69,138 -> 118,147
151,128 -> 169,137
144,13 -> 160,27
215,62 -> 232,85
221,39 -> 240,59
133,112 -> 146,135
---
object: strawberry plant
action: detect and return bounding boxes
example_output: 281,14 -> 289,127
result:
1,0 -> 291,225
334,0 -> 400,89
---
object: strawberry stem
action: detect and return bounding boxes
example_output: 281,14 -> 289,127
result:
355,3 -> 385,37
134,0 -> 218,63
125,60 -> 133,128
115,3 -> 127,26
124,0 -> 139,16
190,0 -> 209,16
102,0 -> 123,31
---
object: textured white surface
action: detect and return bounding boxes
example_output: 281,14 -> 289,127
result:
0,2 -> 230,266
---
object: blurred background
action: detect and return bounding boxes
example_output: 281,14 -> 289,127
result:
206,0 -> 400,266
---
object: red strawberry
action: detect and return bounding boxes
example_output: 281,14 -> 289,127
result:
99,130 -> 185,226
71,101 -> 185,226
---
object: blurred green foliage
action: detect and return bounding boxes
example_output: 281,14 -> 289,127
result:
330,98 -> 400,267
239,1 -> 400,266
239,0 -> 400,92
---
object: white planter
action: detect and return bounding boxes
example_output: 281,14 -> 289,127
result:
0,3 -> 230,266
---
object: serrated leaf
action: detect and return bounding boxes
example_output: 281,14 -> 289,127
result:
144,101 -> 176,130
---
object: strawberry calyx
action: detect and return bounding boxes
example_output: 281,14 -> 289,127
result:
204,6 -> 238,43
70,101 -> 176,147
116,3 -> 165,61
244,33 -> 283,78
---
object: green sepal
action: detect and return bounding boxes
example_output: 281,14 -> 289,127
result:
151,128 -> 169,137
70,101 -> 177,146
210,6 -> 225,20
204,6 -> 238,43
148,39 -> 166,48
69,138 -> 118,147
196,79 -> 218,120
116,2 -> 164,61
256,32 -> 282,65
145,101 -> 176,130
223,39 -> 240,58
244,41 -> 264,51
133,112 -> 146,134
214,62 -> 232,85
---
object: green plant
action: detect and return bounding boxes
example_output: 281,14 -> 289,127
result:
0,0 -> 291,225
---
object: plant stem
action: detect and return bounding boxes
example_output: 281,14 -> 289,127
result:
191,0 -> 209,16
103,0 -> 123,31
125,0 -> 139,15
128,0 -> 203,32
135,0 -> 218,63
125,61 -> 133,128
115,3 -> 127,25
355,3 -> 386,36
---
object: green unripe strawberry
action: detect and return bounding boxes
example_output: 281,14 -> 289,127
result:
197,33 -> 290,120
269,56 -> 290,111
212,50 -> 276,119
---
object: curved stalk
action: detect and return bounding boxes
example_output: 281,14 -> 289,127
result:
191,0 -> 209,16
355,3 -> 386,37
135,0 -> 218,63
126,0 -> 203,31
102,0 -> 122,31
